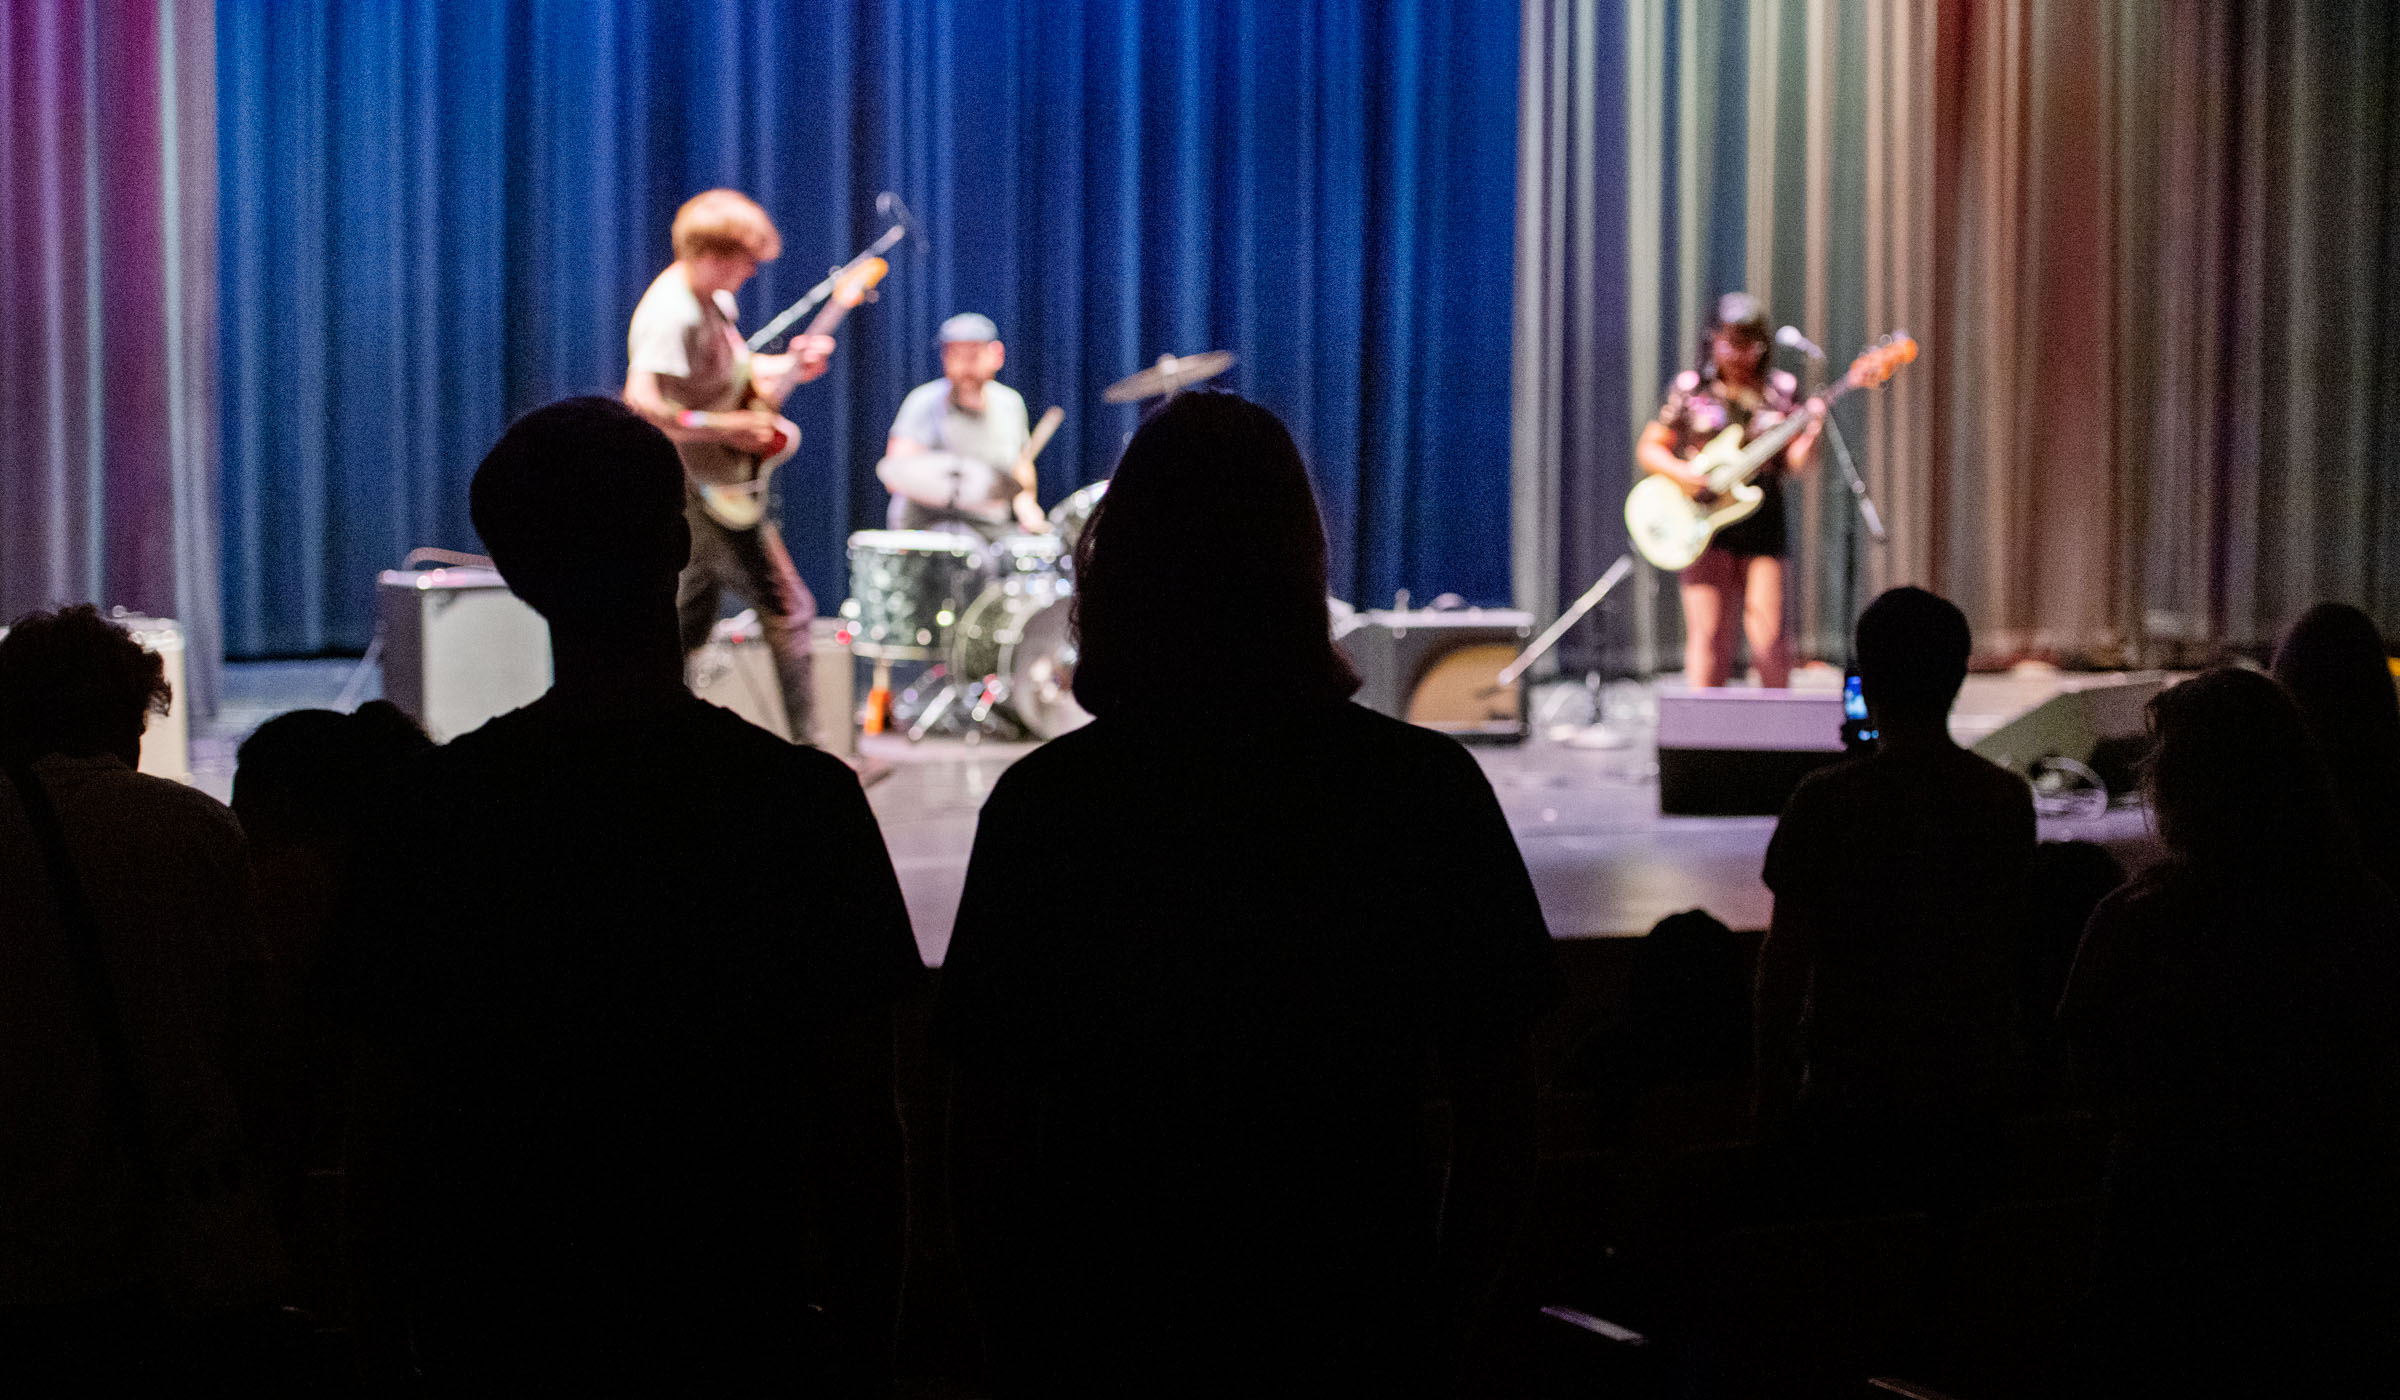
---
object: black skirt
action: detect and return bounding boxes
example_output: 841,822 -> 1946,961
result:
1709,473 -> 1787,559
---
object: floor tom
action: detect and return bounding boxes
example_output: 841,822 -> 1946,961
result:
952,572 -> 1092,740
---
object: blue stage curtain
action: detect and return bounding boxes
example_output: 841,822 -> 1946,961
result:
217,1 -> 1520,656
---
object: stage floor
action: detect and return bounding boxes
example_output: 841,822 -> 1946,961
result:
198,662 -> 2159,966
857,669 -> 2160,963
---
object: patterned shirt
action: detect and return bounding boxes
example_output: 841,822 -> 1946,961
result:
1653,366 -> 1803,466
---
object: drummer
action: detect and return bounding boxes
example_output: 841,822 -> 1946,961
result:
877,313 -> 1048,541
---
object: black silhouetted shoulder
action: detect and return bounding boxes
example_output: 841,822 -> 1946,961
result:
1761,741 -> 2035,1118
938,698 -> 1555,1395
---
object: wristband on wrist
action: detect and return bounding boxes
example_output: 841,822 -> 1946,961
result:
677,410 -> 708,431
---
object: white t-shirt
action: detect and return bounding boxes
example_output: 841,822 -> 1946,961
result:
884,379 -> 1030,524
627,266 -> 750,486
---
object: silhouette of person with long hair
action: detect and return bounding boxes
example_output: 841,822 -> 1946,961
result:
348,398 -> 921,1391
2272,601 -> 2400,892
2063,667 -> 2400,1394
937,391 -> 1558,1397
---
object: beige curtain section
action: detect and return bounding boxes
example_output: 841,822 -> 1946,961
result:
1513,0 -> 2400,671
1927,0 -> 2400,662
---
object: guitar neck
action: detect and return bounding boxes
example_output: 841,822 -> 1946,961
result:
799,289 -> 859,341
1722,376 -> 1859,484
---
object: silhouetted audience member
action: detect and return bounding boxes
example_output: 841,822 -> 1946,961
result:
1560,909 -> 1753,1148
232,703 -> 430,1247
1756,588 -> 2033,1204
2061,668 -> 2400,1393
347,398 -> 922,1390
2272,600 -> 2400,892
938,391 -> 1558,1398
0,606 -> 281,1378
2017,840 -> 2124,1107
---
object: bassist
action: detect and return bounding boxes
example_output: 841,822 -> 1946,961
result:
623,189 -> 835,744
1635,292 -> 1824,688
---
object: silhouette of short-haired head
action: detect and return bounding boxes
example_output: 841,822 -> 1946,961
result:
1854,586 -> 1971,727
470,397 -> 690,623
2272,602 -> 2400,775
235,700 -> 431,857
1071,390 -> 1359,714
2146,667 -> 2348,870
0,604 -> 172,767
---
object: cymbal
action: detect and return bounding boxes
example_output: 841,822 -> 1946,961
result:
1101,350 -> 1235,403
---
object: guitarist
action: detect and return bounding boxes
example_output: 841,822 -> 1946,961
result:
1635,292 -> 1825,689
623,189 -> 835,745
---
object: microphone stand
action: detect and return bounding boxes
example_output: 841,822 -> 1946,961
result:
1783,330 -> 1887,657
1823,410 -> 1885,662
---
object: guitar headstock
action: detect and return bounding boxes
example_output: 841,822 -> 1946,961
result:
1844,333 -> 1918,390
834,256 -> 889,307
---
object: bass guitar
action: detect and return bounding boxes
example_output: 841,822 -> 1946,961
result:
691,254 -> 889,529
1624,333 -> 1917,571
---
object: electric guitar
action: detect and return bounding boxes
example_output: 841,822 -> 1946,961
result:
690,255 -> 889,529
1623,333 -> 1917,571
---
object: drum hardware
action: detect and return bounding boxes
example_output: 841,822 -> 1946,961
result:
1047,478 -> 1109,559
1101,349 -> 1236,403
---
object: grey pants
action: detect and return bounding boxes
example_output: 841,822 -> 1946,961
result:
677,497 -> 815,744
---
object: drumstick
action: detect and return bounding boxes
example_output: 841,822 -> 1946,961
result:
1021,406 -> 1065,467
1014,406 -> 1066,516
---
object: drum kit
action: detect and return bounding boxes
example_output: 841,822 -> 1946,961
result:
839,350 -> 1234,741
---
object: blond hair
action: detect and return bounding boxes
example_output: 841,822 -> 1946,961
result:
671,189 -> 781,262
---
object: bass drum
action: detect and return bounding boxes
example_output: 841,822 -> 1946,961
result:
1046,479 -> 1110,559
952,573 -> 1092,740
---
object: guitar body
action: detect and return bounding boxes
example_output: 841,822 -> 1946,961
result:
694,395 -> 799,531
1625,425 -> 1767,571
692,255 -> 889,531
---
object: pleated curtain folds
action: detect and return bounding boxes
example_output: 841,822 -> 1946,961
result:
1,0 -> 221,710
214,0 -> 1522,657
1518,0 -> 2400,674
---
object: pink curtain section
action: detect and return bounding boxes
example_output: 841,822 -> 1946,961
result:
0,0 -> 219,709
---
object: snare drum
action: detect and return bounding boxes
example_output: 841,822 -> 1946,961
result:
840,529 -> 986,660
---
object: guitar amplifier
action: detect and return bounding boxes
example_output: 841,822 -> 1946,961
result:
688,614 -> 857,755
377,568 -> 553,743
1338,607 -> 1534,742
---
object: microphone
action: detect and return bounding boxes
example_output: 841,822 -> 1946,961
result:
1776,325 -> 1826,360
876,191 -> 919,241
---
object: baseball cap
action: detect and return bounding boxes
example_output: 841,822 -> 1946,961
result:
1712,292 -> 1768,336
937,312 -> 999,345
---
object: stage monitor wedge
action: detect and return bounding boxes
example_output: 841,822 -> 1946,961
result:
1968,672 -> 2166,801
1656,686 -> 1847,816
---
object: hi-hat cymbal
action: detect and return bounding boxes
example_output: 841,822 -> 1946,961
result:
1101,350 -> 1235,403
